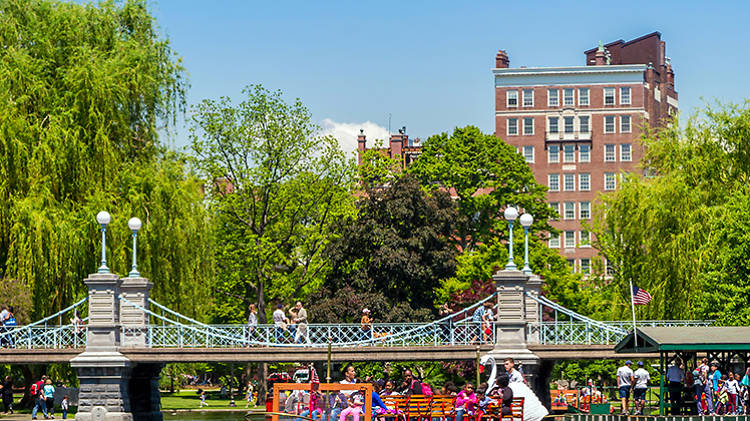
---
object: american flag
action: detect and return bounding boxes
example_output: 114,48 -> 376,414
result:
632,285 -> 652,305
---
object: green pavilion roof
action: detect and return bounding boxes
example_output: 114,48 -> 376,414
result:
615,326 -> 750,353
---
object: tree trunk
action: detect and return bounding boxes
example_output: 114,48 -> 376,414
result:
257,362 -> 267,405
257,279 -> 266,324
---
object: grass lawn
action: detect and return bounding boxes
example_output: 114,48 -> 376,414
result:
160,389 -> 261,411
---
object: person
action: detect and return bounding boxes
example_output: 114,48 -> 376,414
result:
0,306 -> 8,348
633,361 -> 650,415
709,361 -> 722,414
294,302 -> 310,345
61,395 -> 68,419
482,304 -> 494,343
454,383 -> 476,421
247,304 -> 258,345
339,389 -> 364,421
616,360 -> 634,415
0,376 -> 12,414
666,358 -> 684,414
71,312 -> 85,346
496,373 -> 514,417
504,358 -> 524,384
471,302 -> 491,344
31,375 -> 48,420
273,304 -> 287,343
287,307 -> 298,339
474,386 -> 495,420
400,369 -> 422,396
245,380 -> 255,408
199,389 -> 208,407
44,378 -> 55,418
340,364 -> 358,396
439,381 -> 457,396
380,380 -> 396,397
299,383 -> 323,421
737,371 -> 747,415
716,378 -> 728,415
727,372 -> 739,415
2,306 -> 16,348
360,309 -> 372,342
692,366 -> 705,415
329,390 -> 349,421
438,303 -> 452,343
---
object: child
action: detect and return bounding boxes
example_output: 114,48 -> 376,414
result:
716,379 -> 728,415
61,395 -> 69,420
339,390 -> 364,421
199,389 -> 208,408
727,373 -> 739,414
474,387 -> 496,421
298,385 -> 323,421
455,383 -> 477,421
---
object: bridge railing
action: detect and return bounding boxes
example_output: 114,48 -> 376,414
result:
528,320 -> 714,345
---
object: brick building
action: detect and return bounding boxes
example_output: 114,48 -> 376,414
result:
493,32 -> 678,274
357,127 -> 423,168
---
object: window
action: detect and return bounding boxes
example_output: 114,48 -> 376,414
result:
604,172 -> 616,190
564,231 -> 576,248
567,259 -> 576,272
579,201 -> 591,219
564,116 -> 574,133
548,174 -> 559,191
549,234 -> 560,248
563,144 -> 575,163
604,87 -> 615,105
523,89 -> 534,107
621,143 -> 632,161
580,230 -> 591,247
605,144 -> 616,162
621,115 -> 631,133
620,87 -> 631,105
507,90 -> 518,107
523,117 -> 534,135
507,118 -> 518,135
580,258 -> 591,274
564,202 -> 575,219
548,89 -> 559,107
549,202 -> 560,217
563,174 -> 575,191
548,145 -> 559,163
579,116 -> 590,133
579,144 -> 590,162
605,259 -> 615,276
548,117 -> 559,134
523,146 -> 534,163
605,115 -> 616,133
563,88 -> 574,106
579,173 -> 590,191
578,88 -> 589,106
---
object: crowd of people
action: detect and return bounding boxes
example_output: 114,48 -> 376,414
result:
29,374 -> 70,419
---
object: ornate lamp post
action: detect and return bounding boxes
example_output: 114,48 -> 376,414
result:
520,213 -> 534,274
128,217 -> 142,277
96,211 -> 111,273
504,206 -> 518,270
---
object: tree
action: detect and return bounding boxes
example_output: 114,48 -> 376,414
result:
309,175 -> 457,322
190,85 -> 355,324
408,126 -> 554,251
0,0 -> 211,320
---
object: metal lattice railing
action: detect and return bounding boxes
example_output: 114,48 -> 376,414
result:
0,297 -> 89,349
527,320 -> 713,345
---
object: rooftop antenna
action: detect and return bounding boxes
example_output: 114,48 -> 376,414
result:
388,113 -> 392,136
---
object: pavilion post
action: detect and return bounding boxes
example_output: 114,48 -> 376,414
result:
659,352 -> 665,415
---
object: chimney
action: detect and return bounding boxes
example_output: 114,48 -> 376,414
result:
666,58 -> 675,90
357,129 -> 366,166
390,131 -> 403,163
496,50 -> 509,68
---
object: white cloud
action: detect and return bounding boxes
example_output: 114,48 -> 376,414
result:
319,118 -> 390,157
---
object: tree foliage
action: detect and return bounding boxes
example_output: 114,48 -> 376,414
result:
0,0 -> 211,319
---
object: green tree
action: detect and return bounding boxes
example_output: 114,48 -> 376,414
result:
0,0 -> 211,320
190,85 -> 355,324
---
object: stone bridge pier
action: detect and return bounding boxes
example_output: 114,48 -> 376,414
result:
70,272 -> 162,421
489,267 -> 553,408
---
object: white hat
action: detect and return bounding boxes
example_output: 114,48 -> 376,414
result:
362,308 -> 370,313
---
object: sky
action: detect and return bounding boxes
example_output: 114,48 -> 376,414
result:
148,0 -> 750,155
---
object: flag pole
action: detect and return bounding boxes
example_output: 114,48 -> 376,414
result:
629,280 -> 638,349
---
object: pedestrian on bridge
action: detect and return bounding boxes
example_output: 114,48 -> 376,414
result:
294,302 -> 310,345
273,304 -> 287,343
247,304 -> 258,345
360,309 -> 372,342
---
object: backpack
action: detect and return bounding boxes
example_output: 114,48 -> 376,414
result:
30,381 -> 42,397
4,315 -> 16,327
421,382 -> 433,396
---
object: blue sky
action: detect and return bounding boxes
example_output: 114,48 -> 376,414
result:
149,0 -> 750,153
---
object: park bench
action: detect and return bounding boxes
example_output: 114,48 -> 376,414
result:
404,395 -> 432,421
479,396 -> 524,421
428,395 -> 456,421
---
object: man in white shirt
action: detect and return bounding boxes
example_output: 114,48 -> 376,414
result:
633,362 -> 650,415
272,304 -> 286,343
616,360 -> 634,415
504,358 -> 525,384
666,358 -> 685,415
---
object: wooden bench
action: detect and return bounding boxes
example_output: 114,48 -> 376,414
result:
479,396 -> 524,421
404,395 -> 432,421
382,395 -> 409,420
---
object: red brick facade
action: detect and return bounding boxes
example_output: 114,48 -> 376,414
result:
357,128 -> 423,169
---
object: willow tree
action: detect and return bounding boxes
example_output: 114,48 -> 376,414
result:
0,0 -> 212,321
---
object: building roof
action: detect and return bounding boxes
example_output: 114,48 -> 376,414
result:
615,327 -> 750,353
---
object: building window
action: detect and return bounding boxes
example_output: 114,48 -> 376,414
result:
523,146 -> 534,163
580,258 -> 591,274
564,231 -> 576,248
548,174 -> 560,191
605,259 -> 615,276
604,115 -> 616,133
620,87 -> 631,105
563,88 -> 574,106
523,117 -> 534,135
563,145 -> 575,163
621,115 -> 631,133
604,172 -> 616,190
549,234 -> 560,248
579,116 -> 590,133
621,143 -> 632,162
564,116 -> 574,134
580,230 -> 591,247
579,144 -> 590,163
604,87 -> 615,105
507,118 -> 518,135
549,202 -> 560,218
523,89 -> 534,107
605,144 -> 616,162
564,202 -> 575,219
548,89 -> 559,107
567,259 -> 576,272
579,201 -> 591,219
579,173 -> 590,191
548,117 -> 559,134
548,145 -> 559,163
578,88 -> 589,106
507,90 -> 518,107
563,174 -> 575,191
